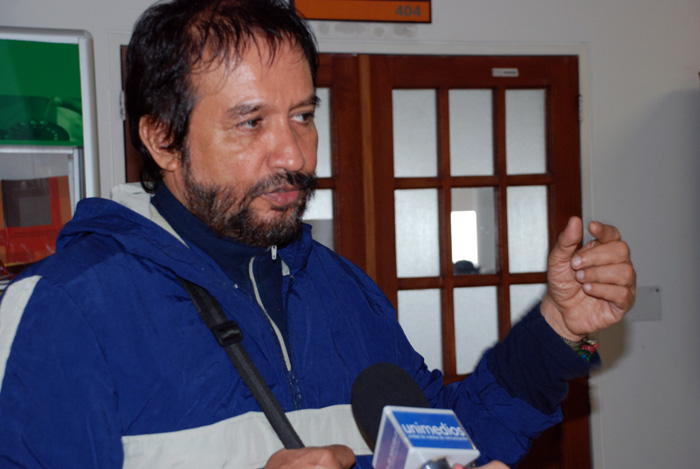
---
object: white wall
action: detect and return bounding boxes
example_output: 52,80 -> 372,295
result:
2,0 -> 699,466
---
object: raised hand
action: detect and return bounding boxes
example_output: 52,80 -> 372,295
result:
541,216 -> 636,340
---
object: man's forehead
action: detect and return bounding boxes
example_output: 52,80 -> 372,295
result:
188,37 -> 314,104
195,35 -> 308,77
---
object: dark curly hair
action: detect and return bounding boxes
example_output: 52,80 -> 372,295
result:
125,0 -> 319,191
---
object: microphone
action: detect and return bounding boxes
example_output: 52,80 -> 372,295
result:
351,363 -> 480,469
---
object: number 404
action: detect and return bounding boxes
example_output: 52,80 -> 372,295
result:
395,5 -> 422,17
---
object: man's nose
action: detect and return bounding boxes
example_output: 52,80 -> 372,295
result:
268,122 -> 311,172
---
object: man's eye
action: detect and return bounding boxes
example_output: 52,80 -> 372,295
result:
240,118 -> 262,129
292,112 -> 315,124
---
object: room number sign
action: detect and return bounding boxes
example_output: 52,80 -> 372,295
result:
295,0 -> 431,23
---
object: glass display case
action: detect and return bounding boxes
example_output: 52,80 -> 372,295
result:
1,26 -> 97,289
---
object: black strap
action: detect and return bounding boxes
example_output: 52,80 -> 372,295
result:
178,277 -> 304,450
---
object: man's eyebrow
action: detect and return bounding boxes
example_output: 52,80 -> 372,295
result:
290,94 -> 321,111
226,102 -> 265,119
300,94 -> 321,108
225,95 -> 319,119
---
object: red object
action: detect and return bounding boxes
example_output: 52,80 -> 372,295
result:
0,175 -> 72,267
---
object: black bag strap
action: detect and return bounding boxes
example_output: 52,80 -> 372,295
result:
178,277 -> 304,450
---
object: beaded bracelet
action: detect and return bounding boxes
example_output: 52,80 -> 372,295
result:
560,336 -> 599,362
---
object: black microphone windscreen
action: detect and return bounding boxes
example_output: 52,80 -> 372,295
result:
351,362 -> 430,449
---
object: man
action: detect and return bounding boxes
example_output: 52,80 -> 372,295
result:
0,0 -> 635,467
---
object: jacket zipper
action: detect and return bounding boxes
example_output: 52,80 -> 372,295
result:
248,256 -> 291,371
248,253 -> 302,409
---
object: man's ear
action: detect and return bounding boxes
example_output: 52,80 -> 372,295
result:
139,116 -> 181,172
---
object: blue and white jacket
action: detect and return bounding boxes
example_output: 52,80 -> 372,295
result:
0,184 -> 591,468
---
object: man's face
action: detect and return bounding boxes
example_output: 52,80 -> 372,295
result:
163,39 -> 318,246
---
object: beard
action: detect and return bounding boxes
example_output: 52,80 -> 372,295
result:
181,157 -> 317,247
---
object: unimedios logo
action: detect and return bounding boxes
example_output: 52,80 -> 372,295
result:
400,422 -> 467,439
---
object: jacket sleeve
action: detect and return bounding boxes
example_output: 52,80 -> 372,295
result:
486,304 -> 600,415
410,305 -> 599,467
0,275 -> 123,468
329,254 -> 594,466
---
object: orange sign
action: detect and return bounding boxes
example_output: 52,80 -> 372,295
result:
295,0 -> 430,23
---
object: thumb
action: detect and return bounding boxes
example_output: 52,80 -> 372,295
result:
470,461 -> 510,469
550,216 -> 583,262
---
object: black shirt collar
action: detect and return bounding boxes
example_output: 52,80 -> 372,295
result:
151,183 -> 269,288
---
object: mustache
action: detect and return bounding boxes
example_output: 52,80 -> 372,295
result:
247,171 -> 317,199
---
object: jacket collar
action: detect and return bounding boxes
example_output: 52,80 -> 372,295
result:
57,183 -> 314,277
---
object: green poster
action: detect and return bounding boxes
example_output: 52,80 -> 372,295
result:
0,40 -> 83,146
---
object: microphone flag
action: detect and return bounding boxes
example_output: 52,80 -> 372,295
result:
373,406 -> 480,469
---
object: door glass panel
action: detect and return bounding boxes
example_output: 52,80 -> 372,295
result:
507,185 -> 548,273
315,87 -> 332,178
303,188 -> 333,250
398,289 -> 442,370
510,283 -> 546,325
449,89 -> 494,176
451,187 -> 497,275
392,89 -> 438,177
395,189 -> 440,278
454,286 -> 498,374
506,89 -> 546,175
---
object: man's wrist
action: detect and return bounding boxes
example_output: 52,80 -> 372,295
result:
560,335 -> 599,362
540,294 -> 586,342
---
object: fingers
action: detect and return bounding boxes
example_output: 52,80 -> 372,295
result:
551,217 -> 624,267
572,235 -> 636,312
572,239 -> 631,270
265,445 -> 355,469
327,444 -> 356,468
546,218 -> 636,337
579,282 -> 636,313
588,220 -> 621,244
470,461 -> 509,469
574,262 -> 635,287
574,261 -> 636,307
551,216 -> 583,262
